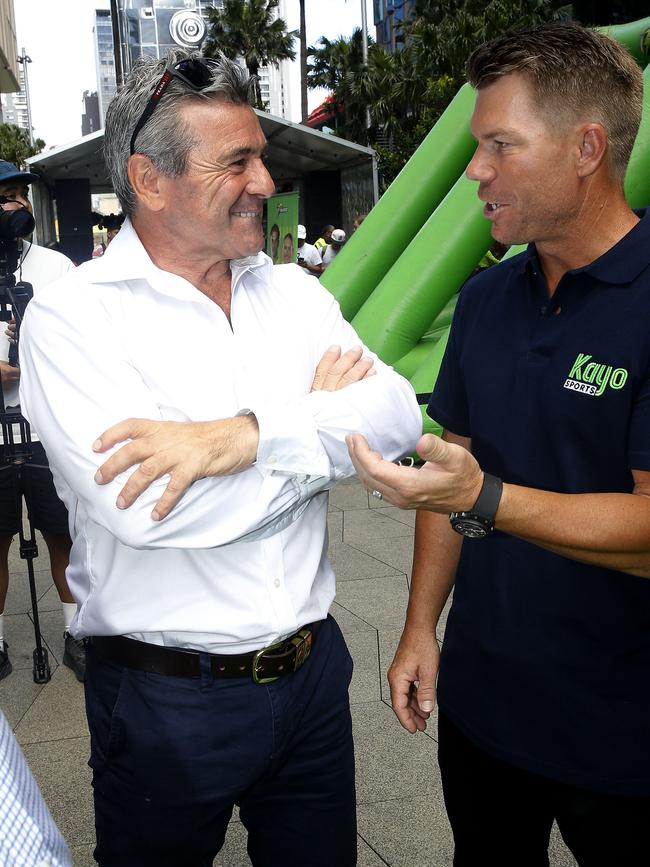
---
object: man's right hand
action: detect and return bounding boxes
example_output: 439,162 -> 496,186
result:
0,362 -> 19,385
388,627 -> 440,733
311,345 -> 375,391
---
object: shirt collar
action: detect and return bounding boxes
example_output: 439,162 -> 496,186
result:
517,207 -> 650,285
81,217 -> 272,301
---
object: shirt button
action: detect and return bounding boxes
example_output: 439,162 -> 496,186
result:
274,578 -> 281,588
267,455 -> 277,465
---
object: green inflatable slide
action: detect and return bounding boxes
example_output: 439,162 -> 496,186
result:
321,17 -> 650,436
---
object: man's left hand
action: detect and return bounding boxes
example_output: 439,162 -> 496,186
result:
346,432 -> 483,513
93,415 -> 259,521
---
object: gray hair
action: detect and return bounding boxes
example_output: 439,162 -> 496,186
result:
467,23 -> 643,183
104,49 -> 253,217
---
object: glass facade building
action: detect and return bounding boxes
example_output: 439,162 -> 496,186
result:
372,0 -> 415,51
94,8 -> 117,125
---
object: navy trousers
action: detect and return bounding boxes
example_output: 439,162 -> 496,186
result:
438,710 -> 650,867
84,616 -> 357,866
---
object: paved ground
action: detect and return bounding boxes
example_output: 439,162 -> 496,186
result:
0,478 -> 577,866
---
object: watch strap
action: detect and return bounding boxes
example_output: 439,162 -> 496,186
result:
471,473 -> 503,522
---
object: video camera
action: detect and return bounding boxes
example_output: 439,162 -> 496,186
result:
0,197 -> 36,334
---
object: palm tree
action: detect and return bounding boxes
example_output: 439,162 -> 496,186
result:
0,123 -> 44,168
299,0 -> 308,122
203,0 -> 297,109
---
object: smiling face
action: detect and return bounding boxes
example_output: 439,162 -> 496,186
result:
466,74 -> 582,248
282,233 -> 294,263
151,99 -> 275,263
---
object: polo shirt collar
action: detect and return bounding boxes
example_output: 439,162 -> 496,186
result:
517,207 -> 650,285
83,217 -> 271,301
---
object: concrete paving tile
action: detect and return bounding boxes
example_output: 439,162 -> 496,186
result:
213,822 -> 251,866
35,582 -> 65,612
3,568 -> 53,615
331,601 -> 377,635
349,535 -> 415,579
212,827 -> 388,867
357,793 -> 454,867
374,504 -> 417,526
329,481 -> 370,511
327,509 -> 343,543
22,735 -> 94,848
549,823 -> 578,866
336,575 -> 410,630
70,844 -> 95,867
7,531 -> 50,575
33,607 -> 69,666
352,701 -> 438,803
329,541 -> 402,582
2,612 -> 57,671
15,664 -> 88,745
343,508 -> 414,546
437,593 -> 453,641
347,628 -> 381,705
358,836 -> 390,866
0,665 -> 44,729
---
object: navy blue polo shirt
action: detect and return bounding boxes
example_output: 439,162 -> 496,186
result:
429,209 -> 650,796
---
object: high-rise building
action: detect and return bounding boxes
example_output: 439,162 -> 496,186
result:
373,0 -> 415,52
81,90 -> 101,136
0,0 -> 19,95
1,67 -> 29,132
94,8 -> 118,125
113,0 -> 291,119
115,1 -> 219,73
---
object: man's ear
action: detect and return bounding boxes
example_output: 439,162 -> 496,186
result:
576,123 -> 608,178
127,154 -> 166,213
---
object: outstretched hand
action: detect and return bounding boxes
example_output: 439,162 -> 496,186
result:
93,415 -> 259,521
346,432 -> 483,513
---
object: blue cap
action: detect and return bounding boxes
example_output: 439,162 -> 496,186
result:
0,160 -> 38,186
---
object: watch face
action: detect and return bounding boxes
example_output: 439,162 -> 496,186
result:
452,518 -> 489,539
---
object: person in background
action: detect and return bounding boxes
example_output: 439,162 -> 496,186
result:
313,224 -> 333,253
0,160 -> 84,683
296,225 -> 322,277
352,214 -> 366,232
321,228 -> 346,267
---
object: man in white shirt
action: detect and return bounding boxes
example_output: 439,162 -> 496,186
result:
322,228 -> 346,267
0,162 -> 85,683
19,52 -> 421,867
296,224 -> 322,276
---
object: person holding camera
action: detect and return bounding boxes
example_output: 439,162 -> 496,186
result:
296,225 -> 323,277
0,160 -> 85,683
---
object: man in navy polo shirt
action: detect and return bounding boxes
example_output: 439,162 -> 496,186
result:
348,22 -> 650,866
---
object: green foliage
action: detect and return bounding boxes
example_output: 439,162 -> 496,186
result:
203,0 -> 297,110
308,0 -> 566,186
0,124 -> 44,168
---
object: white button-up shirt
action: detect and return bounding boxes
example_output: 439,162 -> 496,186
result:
19,220 -> 421,653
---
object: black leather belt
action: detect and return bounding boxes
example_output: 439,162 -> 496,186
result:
89,622 -> 322,683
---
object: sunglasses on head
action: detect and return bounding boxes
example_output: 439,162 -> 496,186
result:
129,57 -> 218,156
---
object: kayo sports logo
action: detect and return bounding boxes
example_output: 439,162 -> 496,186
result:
563,353 -> 628,397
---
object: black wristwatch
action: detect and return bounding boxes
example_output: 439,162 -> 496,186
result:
449,473 -> 503,539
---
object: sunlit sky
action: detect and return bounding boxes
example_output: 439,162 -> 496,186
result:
13,0 -> 374,150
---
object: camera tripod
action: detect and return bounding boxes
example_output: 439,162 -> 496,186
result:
0,276 -> 52,684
